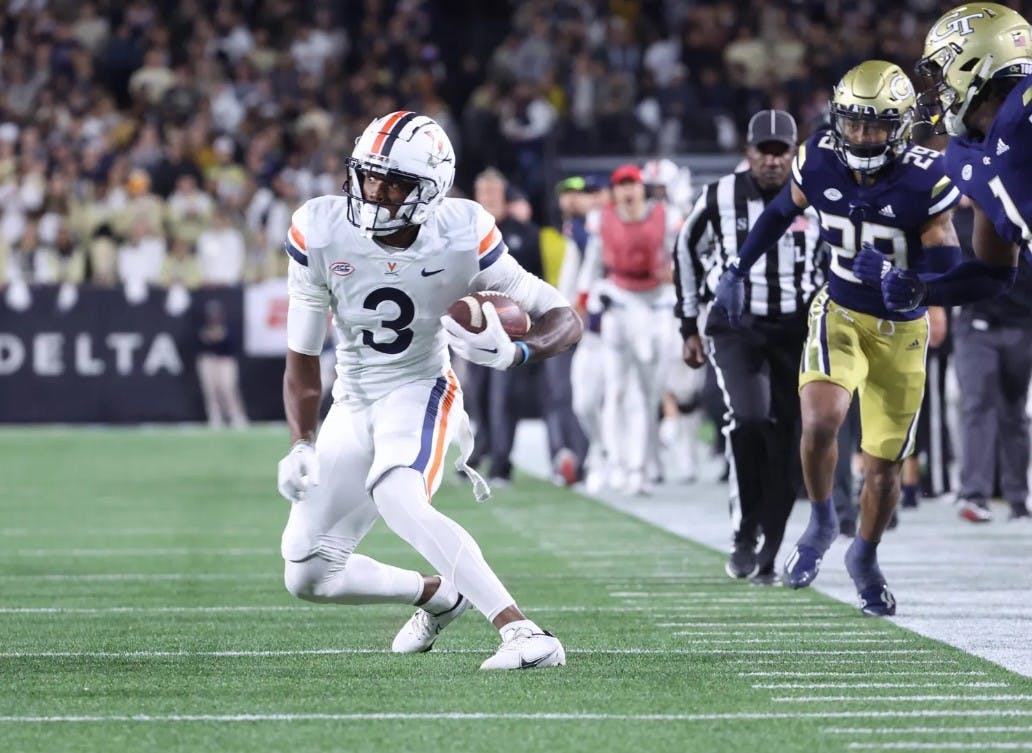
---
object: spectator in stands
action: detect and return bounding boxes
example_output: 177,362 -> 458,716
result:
166,173 -> 215,245
196,206 -> 246,287
160,237 -> 201,290
117,215 -> 166,300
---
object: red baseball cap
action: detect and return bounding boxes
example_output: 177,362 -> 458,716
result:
610,164 -> 642,185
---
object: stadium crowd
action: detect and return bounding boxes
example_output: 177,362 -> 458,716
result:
3,0 -> 1031,294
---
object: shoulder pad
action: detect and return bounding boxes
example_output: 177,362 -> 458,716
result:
295,196 -> 347,250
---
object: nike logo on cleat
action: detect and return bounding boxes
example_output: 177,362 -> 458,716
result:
421,268 -> 445,277
519,649 -> 557,669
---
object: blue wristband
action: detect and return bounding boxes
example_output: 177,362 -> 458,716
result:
513,341 -> 531,366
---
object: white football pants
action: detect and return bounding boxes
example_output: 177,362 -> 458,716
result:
281,370 -> 515,621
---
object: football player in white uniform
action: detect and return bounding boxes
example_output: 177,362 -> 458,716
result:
278,111 -> 582,670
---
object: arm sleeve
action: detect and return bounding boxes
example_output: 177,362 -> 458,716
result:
920,259 -> 1017,306
472,252 -> 568,318
286,257 -> 329,355
920,244 -> 963,274
735,183 -> 802,273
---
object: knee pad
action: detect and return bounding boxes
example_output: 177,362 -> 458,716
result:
283,556 -> 341,602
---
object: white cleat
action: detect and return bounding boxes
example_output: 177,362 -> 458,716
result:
391,595 -> 470,654
479,625 -> 566,670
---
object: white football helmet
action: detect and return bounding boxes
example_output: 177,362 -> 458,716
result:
641,158 -> 694,213
344,111 -> 456,237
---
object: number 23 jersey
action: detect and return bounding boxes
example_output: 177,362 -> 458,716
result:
944,73 -> 1032,252
793,130 -> 960,320
285,195 -> 558,402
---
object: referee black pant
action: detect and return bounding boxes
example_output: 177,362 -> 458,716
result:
705,308 -> 806,569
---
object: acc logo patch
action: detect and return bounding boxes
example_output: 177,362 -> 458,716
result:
962,164 -> 973,180
329,261 -> 355,277
824,188 -> 843,201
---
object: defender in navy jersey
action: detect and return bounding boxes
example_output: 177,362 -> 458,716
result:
713,61 -> 962,616
855,4 -> 1032,311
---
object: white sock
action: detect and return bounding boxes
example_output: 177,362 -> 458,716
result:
284,553 -> 423,605
372,467 -> 516,621
422,576 -> 461,614
499,618 -> 541,637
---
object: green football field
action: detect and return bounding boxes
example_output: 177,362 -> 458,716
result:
2,427 -> 1030,753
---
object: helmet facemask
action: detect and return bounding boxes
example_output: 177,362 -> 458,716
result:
342,158 -> 440,238
830,106 -> 912,174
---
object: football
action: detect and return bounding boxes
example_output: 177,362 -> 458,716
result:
447,291 -> 531,338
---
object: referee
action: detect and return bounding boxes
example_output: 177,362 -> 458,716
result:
674,110 -> 824,584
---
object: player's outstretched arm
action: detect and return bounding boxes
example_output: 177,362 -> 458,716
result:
859,202 -> 1018,311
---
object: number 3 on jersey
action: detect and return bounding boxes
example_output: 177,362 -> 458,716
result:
362,288 -> 415,354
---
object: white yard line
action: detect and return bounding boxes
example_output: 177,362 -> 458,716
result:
743,671 -> 989,678
775,695 -> 1032,703
4,710 -> 1032,724
755,682 -> 1009,689
0,648 -> 692,659
0,604 -> 814,615
825,727 -> 1032,734
847,744 -> 1032,750
678,638 -> 910,644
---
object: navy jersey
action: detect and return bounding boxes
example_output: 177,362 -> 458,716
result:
944,74 -> 1032,252
792,131 -> 961,320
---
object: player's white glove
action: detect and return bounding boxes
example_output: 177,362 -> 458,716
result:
441,302 -> 519,370
277,440 -> 319,502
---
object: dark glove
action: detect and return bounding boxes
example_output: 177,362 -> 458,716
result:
713,263 -> 746,328
853,242 -> 890,289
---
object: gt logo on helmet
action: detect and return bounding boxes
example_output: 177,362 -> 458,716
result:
929,8 -> 994,42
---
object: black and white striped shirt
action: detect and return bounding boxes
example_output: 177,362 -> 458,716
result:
673,170 -> 824,330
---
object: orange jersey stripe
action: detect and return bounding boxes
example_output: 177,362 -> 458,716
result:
425,370 -> 459,497
478,226 -> 502,255
288,224 -> 306,251
371,110 -> 411,155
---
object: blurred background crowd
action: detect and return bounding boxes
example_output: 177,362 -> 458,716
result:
3,0 -> 1030,293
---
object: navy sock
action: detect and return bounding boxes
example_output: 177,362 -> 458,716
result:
845,534 -> 885,590
901,484 -> 918,507
798,498 -> 838,554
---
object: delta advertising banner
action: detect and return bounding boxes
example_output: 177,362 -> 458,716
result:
0,286 -> 244,423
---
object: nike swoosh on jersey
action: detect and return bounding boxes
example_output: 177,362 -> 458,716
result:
421,268 -> 445,277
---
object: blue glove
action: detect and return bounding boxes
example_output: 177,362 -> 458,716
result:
853,243 -> 890,289
713,263 -> 746,328
881,269 -> 928,312
853,242 -> 926,312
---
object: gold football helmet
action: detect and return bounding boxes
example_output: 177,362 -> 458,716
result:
916,3 -> 1032,136
829,60 -> 916,173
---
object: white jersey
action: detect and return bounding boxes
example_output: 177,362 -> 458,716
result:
285,195 -> 567,402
